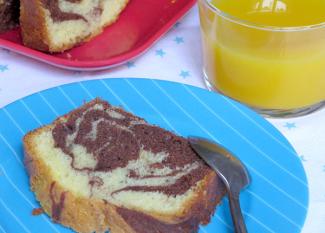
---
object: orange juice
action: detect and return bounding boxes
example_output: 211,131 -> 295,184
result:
199,0 -> 325,112
211,0 -> 325,27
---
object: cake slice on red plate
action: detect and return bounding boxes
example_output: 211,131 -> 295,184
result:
20,0 -> 129,52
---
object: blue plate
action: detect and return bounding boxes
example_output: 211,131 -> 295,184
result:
0,78 -> 308,233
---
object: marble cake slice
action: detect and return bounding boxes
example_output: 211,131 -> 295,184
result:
20,0 -> 129,52
0,0 -> 19,33
23,98 -> 226,233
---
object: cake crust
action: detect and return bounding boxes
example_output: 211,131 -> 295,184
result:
20,0 -> 50,51
25,126 -> 134,233
23,99 -> 226,233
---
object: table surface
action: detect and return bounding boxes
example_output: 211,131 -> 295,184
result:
0,5 -> 324,233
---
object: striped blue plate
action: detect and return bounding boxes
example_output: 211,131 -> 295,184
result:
0,78 -> 308,233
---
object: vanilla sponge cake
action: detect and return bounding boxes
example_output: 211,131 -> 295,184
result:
20,0 -> 129,52
23,99 -> 226,233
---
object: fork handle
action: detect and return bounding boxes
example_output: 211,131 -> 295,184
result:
228,193 -> 248,233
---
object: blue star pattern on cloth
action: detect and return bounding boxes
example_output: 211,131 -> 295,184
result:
284,122 -> 296,130
179,70 -> 190,78
126,61 -> 135,68
174,36 -> 184,44
155,49 -> 166,58
0,65 -> 8,72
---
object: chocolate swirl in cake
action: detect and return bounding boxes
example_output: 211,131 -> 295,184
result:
41,0 -> 103,22
117,207 -> 200,233
52,100 -> 210,197
49,182 -> 66,222
0,0 -> 20,32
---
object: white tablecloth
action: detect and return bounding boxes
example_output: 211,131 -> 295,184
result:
0,5 -> 324,233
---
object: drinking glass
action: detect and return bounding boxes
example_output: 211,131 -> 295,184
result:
198,0 -> 325,117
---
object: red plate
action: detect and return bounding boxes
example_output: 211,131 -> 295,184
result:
0,0 -> 196,70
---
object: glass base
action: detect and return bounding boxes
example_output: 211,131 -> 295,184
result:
203,72 -> 325,118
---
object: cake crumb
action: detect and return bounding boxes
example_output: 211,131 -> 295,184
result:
32,208 -> 44,216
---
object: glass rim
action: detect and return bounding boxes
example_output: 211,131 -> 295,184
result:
202,0 -> 325,32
